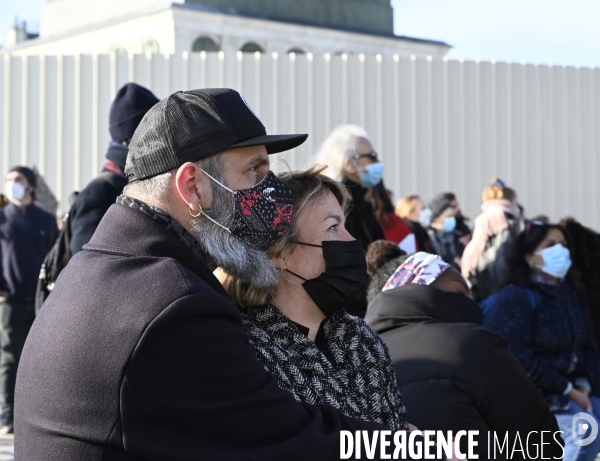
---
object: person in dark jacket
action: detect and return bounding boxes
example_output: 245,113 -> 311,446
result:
0,166 -> 58,434
69,82 -> 159,255
426,196 -> 462,269
485,222 -> 600,461
315,124 -> 385,249
15,89 -> 399,460
441,191 -> 472,249
364,249 -> 563,460
315,125 -> 385,318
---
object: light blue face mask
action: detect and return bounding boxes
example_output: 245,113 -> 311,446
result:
358,162 -> 384,188
535,244 -> 572,279
441,216 -> 457,233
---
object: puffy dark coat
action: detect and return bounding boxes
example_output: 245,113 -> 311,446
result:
15,202 -> 401,461
365,284 -> 563,460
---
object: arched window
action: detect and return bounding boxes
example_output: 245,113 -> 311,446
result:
192,36 -> 220,52
143,39 -> 160,54
114,47 -> 128,55
240,42 -> 264,53
287,48 -> 305,55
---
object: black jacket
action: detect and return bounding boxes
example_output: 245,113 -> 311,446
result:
343,178 -> 385,250
365,284 -> 562,460
69,145 -> 128,255
403,219 -> 435,254
15,202 -> 396,460
0,202 -> 58,302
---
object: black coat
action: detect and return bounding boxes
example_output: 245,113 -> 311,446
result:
403,219 -> 435,254
15,202 -> 395,460
343,178 -> 385,250
365,284 -> 562,460
69,167 -> 127,255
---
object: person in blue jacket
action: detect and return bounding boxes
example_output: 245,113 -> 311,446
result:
485,222 -> 600,461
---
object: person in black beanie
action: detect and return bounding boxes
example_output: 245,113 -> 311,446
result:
68,83 -> 159,255
426,196 -> 462,269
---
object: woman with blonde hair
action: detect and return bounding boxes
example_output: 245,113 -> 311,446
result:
461,177 -> 523,301
217,164 -> 408,431
395,194 -> 434,254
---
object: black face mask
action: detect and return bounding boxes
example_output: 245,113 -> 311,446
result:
286,240 -> 367,317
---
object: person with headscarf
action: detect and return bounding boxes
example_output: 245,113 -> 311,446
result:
461,178 -> 523,301
364,248 -> 563,460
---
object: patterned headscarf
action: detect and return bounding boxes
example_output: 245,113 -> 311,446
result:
382,252 -> 451,291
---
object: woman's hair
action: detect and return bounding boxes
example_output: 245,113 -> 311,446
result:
482,177 -> 517,203
314,125 -> 370,181
503,223 -> 574,288
395,195 -> 421,219
216,164 -> 350,309
365,180 -> 395,229
366,240 -> 405,277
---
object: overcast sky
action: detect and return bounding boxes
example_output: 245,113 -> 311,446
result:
1,0 -> 599,67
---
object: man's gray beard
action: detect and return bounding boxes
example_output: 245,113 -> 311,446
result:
190,187 -> 279,289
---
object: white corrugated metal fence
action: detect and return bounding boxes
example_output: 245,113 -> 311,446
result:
1,51 -> 598,229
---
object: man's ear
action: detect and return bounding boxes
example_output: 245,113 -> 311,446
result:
343,158 -> 355,174
174,162 -> 212,210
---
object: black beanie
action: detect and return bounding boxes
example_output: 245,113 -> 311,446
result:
8,166 -> 37,188
428,196 -> 452,223
109,83 -> 160,142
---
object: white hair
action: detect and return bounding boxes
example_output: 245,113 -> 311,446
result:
314,124 -> 371,181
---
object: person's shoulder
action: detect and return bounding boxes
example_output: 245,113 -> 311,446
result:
75,175 -> 122,205
347,314 -> 386,343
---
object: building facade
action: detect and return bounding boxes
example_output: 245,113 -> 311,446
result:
3,0 -> 450,57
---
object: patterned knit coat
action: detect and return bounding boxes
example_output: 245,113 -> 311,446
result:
242,303 -> 408,431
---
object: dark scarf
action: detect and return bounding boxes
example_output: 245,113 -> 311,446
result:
116,195 -> 207,263
242,303 -> 407,431
105,142 -> 128,176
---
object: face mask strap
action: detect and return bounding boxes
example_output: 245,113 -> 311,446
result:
199,168 -> 233,193
292,241 -> 323,248
199,209 -> 231,233
285,269 -> 308,282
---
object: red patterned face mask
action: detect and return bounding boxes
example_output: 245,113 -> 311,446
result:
199,169 -> 294,251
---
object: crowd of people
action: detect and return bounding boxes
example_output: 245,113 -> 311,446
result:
0,83 -> 599,460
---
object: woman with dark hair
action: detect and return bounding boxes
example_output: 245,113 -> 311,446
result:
365,180 -> 416,253
485,223 -> 600,461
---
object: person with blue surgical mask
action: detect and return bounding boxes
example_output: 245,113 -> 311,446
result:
485,223 -> 600,461
315,125 -> 385,317
426,196 -> 462,270
316,125 -> 385,252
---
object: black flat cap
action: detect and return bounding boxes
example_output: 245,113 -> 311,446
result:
125,88 -> 308,181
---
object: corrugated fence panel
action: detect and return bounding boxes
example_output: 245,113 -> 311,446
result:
0,53 -> 598,230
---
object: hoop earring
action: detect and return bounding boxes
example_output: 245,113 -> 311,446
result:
189,204 -> 203,218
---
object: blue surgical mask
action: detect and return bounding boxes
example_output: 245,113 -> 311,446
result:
441,216 -> 456,233
535,244 -> 572,279
358,162 -> 384,188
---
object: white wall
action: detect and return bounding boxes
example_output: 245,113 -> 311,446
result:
1,52 -> 598,230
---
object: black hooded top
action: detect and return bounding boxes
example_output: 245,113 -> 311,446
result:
365,284 -> 563,460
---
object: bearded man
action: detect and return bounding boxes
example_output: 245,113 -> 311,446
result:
14,89 -> 391,460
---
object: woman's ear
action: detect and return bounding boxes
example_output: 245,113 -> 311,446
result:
525,253 -> 536,268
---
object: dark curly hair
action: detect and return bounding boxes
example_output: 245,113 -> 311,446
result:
366,240 -> 405,277
503,223 -> 575,289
